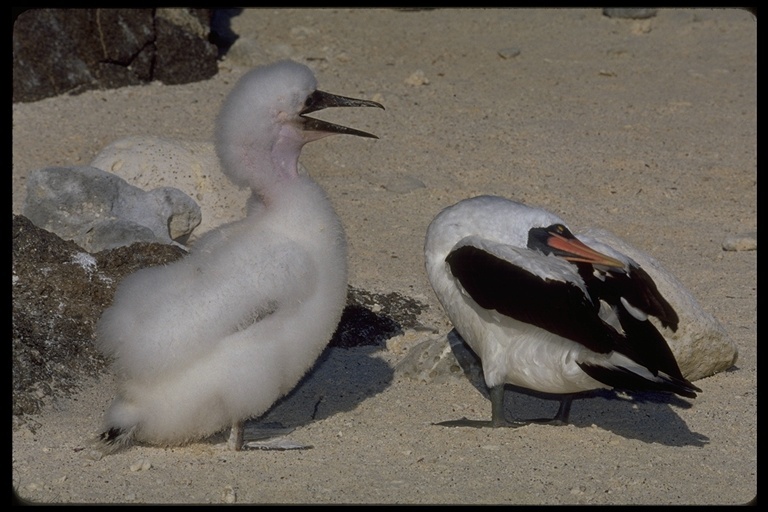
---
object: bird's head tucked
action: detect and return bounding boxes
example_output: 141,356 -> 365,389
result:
215,60 -> 383,192
528,224 -> 624,269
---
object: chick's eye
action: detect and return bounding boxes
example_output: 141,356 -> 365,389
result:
305,92 -> 317,108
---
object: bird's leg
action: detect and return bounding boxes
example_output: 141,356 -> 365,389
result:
553,395 -> 573,424
489,385 -> 509,427
527,395 -> 573,426
435,385 -> 524,428
228,420 -> 244,451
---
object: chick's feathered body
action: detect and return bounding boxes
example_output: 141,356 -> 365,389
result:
93,60 -> 382,452
97,179 -> 347,446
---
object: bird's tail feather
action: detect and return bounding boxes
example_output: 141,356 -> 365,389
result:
87,425 -> 136,458
578,362 -> 701,399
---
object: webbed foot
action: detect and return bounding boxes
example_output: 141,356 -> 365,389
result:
434,416 -> 526,428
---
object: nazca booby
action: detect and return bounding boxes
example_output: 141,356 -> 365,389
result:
93,60 -> 383,453
424,195 -> 700,427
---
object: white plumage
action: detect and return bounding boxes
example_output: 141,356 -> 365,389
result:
94,60 -> 383,452
424,195 -> 700,427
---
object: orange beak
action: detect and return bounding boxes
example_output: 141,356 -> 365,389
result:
546,232 -> 625,268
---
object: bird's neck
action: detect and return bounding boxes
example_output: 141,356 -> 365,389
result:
253,175 -> 298,208
268,148 -> 301,184
254,127 -> 309,196
218,125 -> 308,194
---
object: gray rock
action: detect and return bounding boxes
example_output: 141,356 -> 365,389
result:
394,333 -> 466,384
23,166 -> 201,252
12,8 -> 219,103
153,9 -> 219,86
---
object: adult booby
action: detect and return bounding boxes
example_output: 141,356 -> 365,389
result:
93,60 -> 383,453
424,195 -> 700,427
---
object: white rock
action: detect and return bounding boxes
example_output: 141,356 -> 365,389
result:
91,135 -> 251,240
582,227 -> 738,381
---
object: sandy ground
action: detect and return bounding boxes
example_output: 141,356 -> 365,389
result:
12,9 -> 756,504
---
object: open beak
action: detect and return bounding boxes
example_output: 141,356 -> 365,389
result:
300,90 -> 384,138
546,232 -> 625,268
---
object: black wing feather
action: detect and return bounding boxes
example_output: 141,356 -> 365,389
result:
575,263 -> 686,377
577,303 -> 700,397
579,263 -> 679,331
574,263 -> 698,397
445,245 -> 622,354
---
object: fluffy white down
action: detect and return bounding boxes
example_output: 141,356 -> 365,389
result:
215,61 -> 317,190
96,178 -> 347,446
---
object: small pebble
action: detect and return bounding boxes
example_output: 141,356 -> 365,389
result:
129,458 -> 152,472
223,485 -> 237,504
603,8 -> 657,19
498,47 -> 521,59
405,70 -> 429,86
84,449 -> 103,462
722,233 -> 757,251
383,175 -> 426,194
25,482 -> 43,492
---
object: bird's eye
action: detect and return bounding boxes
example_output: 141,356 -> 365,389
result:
548,224 -> 575,238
